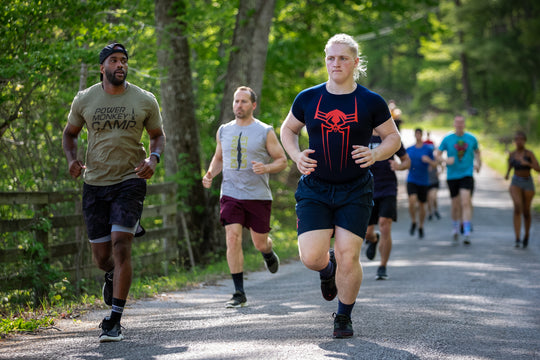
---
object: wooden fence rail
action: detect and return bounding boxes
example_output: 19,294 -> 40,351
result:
0,182 -> 178,294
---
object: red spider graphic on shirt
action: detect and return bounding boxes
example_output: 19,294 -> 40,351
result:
314,95 -> 358,171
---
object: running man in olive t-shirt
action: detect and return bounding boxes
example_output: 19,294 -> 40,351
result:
62,43 -> 165,342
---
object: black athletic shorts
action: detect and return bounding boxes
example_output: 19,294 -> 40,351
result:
82,178 -> 146,242
295,173 -> 373,238
407,182 -> 428,203
447,176 -> 474,198
368,195 -> 397,225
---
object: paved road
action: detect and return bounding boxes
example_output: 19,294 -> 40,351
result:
1,130 -> 539,359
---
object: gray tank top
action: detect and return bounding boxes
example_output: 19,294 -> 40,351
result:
219,119 -> 273,200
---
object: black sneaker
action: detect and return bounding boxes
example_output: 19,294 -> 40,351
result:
320,248 -> 337,301
523,237 -> 529,248
434,211 -> 441,220
409,223 -> 416,236
263,251 -> 280,274
376,265 -> 388,280
515,240 -> 521,248
99,316 -> 124,342
418,228 -> 424,239
366,232 -> 380,260
226,291 -> 247,308
333,313 -> 353,339
102,270 -> 114,306
463,235 -> 471,245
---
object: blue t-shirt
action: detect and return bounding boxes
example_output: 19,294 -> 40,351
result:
406,144 -> 434,186
438,132 -> 479,180
369,136 -> 407,198
291,83 -> 391,183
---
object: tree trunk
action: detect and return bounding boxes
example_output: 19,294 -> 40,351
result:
155,0 -> 223,265
455,0 -> 474,114
218,0 -> 276,124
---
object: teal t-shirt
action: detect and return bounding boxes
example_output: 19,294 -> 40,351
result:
438,132 -> 478,180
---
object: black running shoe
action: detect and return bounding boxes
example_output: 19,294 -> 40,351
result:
376,265 -> 388,280
320,248 -> 337,301
523,237 -> 529,248
418,228 -> 424,239
434,211 -> 441,220
515,240 -> 521,248
409,223 -> 416,236
226,291 -> 247,308
463,235 -> 471,245
333,313 -> 353,339
263,251 -> 280,274
99,316 -> 124,342
102,270 -> 114,306
366,232 -> 380,260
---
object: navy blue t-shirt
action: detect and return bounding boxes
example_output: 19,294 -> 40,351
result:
369,136 -> 407,198
291,83 -> 391,184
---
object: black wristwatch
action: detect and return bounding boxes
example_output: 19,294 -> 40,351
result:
150,152 -> 161,163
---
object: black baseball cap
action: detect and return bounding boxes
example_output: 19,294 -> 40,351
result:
99,43 -> 128,64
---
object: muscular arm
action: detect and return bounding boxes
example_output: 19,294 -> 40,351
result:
252,130 -> 288,175
202,131 -> 224,188
529,151 -> 540,172
391,153 -> 411,171
134,127 -> 166,179
474,148 -> 482,173
352,118 -> 401,168
62,123 -> 85,179
280,111 -> 317,175
505,152 -> 513,180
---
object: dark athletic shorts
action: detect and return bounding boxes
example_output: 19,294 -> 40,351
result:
407,182 -> 428,203
83,178 -> 146,242
295,173 -> 373,238
220,195 -> 272,234
368,195 -> 397,225
447,176 -> 474,198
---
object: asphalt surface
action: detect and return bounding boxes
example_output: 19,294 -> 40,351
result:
1,130 -> 539,360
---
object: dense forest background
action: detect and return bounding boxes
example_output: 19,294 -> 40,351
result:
2,0 -> 539,264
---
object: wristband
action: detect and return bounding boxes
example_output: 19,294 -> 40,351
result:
150,152 -> 161,163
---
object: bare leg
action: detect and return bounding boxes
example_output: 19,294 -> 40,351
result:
226,224 -> 244,274
509,185 -> 523,241
110,232 -> 133,300
378,217 -> 392,267
334,226 -> 363,305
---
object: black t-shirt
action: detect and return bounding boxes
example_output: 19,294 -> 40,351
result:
368,135 -> 406,198
292,83 -> 391,183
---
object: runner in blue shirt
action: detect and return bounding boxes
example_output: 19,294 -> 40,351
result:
406,128 -> 437,239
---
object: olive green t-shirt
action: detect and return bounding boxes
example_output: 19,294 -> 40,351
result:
68,82 -> 162,186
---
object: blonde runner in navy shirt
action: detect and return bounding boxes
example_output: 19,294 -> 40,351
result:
281,34 -> 401,339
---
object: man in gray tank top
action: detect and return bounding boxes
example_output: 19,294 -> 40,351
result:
203,86 -> 287,308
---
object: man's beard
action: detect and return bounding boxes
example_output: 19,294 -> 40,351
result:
105,69 -> 128,86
